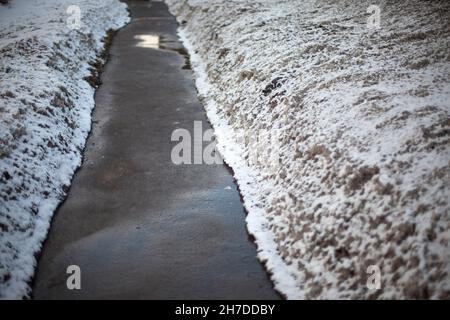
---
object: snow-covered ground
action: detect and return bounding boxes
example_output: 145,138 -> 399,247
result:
166,0 -> 450,299
0,0 -> 129,299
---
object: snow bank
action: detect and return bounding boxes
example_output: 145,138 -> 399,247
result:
166,0 -> 450,299
0,0 -> 129,299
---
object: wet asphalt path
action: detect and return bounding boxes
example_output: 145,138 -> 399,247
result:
32,0 -> 280,299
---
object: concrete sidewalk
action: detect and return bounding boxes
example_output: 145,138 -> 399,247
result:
32,0 -> 280,299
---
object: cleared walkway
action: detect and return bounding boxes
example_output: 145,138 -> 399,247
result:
32,0 -> 279,299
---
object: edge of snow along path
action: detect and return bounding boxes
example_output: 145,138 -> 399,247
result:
178,29 -> 300,298
0,0 -> 129,299
166,0 -> 450,299
168,2 -> 299,300
174,10 -> 300,300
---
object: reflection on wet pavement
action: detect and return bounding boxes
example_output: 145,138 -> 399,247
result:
135,34 -> 160,49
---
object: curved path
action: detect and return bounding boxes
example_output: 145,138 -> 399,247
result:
32,0 -> 279,299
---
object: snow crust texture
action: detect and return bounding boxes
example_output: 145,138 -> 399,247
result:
166,0 -> 450,299
0,0 -> 129,299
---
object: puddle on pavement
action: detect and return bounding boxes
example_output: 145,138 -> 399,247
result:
134,34 -> 160,49
134,34 -> 191,70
